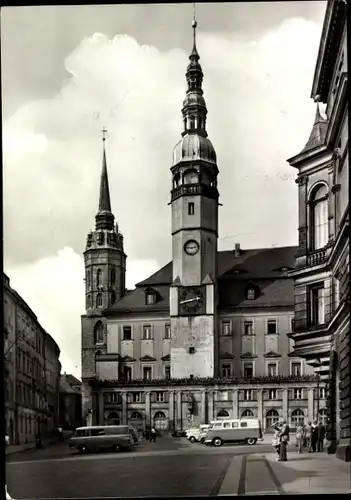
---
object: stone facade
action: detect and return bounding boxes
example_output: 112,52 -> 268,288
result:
4,273 -> 61,445
287,0 -> 349,461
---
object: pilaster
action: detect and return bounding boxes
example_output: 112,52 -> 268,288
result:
169,391 -> 175,430
122,392 -> 127,425
201,390 -> 206,423
232,389 -> 239,419
282,388 -> 288,422
98,392 -> 104,425
145,391 -> 151,428
176,391 -> 182,429
308,388 -> 314,422
257,389 -> 263,424
208,390 -> 214,423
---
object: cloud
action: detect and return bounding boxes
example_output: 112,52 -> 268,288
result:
3,17 -> 323,372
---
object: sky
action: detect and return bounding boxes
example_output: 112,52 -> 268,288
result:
2,2 -> 327,379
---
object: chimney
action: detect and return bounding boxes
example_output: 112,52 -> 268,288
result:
234,243 -> 241,257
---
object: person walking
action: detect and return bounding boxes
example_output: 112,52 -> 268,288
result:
272,425 -> 281,458
305,421 -> 313,452
295,423 -> 304,453
311,420 -> 318,452
277,418 -> 290,462
315,421 -> 326,452
150,427 -> 156,443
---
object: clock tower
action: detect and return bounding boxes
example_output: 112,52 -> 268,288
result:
170,15 -> 219,379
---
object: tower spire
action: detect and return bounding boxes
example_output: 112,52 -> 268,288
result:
191,3 -> 199,59
95,128 -> 114,230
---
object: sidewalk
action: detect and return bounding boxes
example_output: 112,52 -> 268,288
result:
218,450 -> 351,495
5,436 -> 59,456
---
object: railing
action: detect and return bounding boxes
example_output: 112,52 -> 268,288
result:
307,248 -> 327,267
171,184 -> 218,201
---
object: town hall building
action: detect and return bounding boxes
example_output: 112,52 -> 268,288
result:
81,17 -> 324,434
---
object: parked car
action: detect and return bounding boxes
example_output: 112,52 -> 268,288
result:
68,425 -> 138,453
187,425 -> 210,443
171,430 -> 187,437
204,419 -> 263,447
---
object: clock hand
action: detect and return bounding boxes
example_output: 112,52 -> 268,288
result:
180,297 -> 202,304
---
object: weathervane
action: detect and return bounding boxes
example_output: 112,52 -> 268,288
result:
101,126 -> 108,142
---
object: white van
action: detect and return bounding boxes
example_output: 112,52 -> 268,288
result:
187,425 -> 210,443
204,419 -> 262,447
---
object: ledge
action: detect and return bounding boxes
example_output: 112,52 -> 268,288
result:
90,374 -> 319,388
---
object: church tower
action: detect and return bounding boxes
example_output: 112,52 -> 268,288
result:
170,14 -> 219,379
81,131 -> 126,421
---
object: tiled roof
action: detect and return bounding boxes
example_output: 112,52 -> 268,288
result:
106,246 -> 296,314
65,374 -> 81,387
59,378 -> 78,394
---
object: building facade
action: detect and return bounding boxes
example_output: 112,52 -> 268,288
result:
287,0 -> 349,461
81,18 -> 325,434
59,373 -> 82,430
4,273 -> 61,445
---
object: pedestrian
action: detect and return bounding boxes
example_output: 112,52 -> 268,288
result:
295,423 -> 304,454
305,421 -> 313,452
311,420 -> 318,452
271,425 -> 281,457
150,427 -> 156,443
277,418 -> 290,462
58,425 -> 64,441
315,421 -> 326,452
5,433 -> 10,446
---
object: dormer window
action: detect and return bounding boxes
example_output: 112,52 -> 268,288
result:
145,288 -> 157,305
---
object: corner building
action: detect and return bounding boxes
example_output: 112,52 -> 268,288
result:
287,0 -> 349,461
81,20 -> 323,434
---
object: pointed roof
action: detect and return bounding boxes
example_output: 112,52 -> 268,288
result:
95,130 -> 115,231
98,143 -> 112,213
299,103 -> 328,154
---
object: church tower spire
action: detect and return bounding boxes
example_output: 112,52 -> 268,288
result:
95,128 -> 114,231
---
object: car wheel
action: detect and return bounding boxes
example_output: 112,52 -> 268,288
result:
212,438 -> 223,447
115,445 -> 121,452
189,436 -> 196,443
200,437 -> 205,444
246,438 -> 257,445
79,445 -> 88,453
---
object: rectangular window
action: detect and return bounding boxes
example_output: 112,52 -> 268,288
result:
333,275 -> 340,310
189,346 -> 195,354
291,361 -> 302,377
244,321 -> 253,336
243,389 -> 253,401
155,392 -> 165,403
188,202 -> 195,215
109,392 -> 121,404
267,363 -> 277,377
143,367 -> 152,381
146,293 -> 155,305
221,320 -> 232,336
267,319 -> 277,334
310,285 -> 325,325
247,288 -> 256,300
122,326 -> 132,341
218,391 -> 229,402
268,389 -> 277,400
243,362 -> 253,378
123,366 -> 132,381
132,392 -> 141,403
319,387 -> 326,399
293,388 -> 303,399
165,366 -> 171,380
164,324 -> 171,339
142,325 -> 153,340
221,364 -> 231,378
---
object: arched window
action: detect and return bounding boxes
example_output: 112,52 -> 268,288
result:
310,184 -> 328,249
241,409 -> 254,419
96,293 -> 103,308
86,270 -> 91,290
265,409 -> 279,430
318,408 -> 327,426
94,321 -> 104,344
174,173 -> 181,188
86,295 -> 92,309
110,268 -> 116,286
217,410 -> 230,419
154,411 -> 168,430
106,411 -> 120,425
291,409 -> 305,427
189,115 -> 195,129
129,411 -> 144,431
96,269 -> 102,287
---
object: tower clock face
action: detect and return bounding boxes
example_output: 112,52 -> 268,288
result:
179,286 -> 206,316
184,240 -> 199,255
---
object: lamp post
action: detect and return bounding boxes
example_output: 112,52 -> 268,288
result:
315,358 -> 322,420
